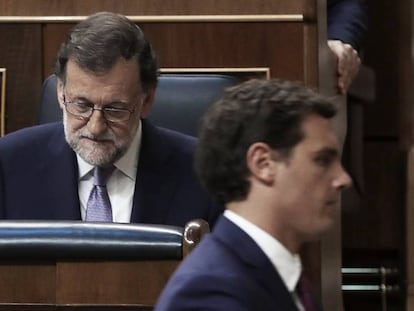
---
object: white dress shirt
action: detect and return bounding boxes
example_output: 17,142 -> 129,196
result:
224,210 -> 305,311
77,120 -> 142,223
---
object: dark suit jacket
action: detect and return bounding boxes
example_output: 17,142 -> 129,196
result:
328,0 -> 367,51
0,120 -> 222,227
155,216 -> 322,311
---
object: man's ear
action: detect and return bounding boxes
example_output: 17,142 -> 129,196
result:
140,87 -> 156,118
246,142 -> 276,185
56,78 -> 65,110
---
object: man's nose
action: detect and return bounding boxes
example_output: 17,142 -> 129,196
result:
334,164 -> 353,190
87,109 -> 107,135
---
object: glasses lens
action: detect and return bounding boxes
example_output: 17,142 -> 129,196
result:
104,108 -> 131,122
64,102 -> 132,122
66,102 -> 91,118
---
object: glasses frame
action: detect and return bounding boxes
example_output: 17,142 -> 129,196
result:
62,93 -> 138,123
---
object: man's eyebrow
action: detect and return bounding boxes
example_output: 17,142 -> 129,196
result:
73,96 -> 90,102
313,147 -> 340,158
65,95 -> 128,106
64,92 -> 89,102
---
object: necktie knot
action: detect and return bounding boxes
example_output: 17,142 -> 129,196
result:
94,165 -> 115,186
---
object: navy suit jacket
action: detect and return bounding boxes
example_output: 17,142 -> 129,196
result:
155,216 -> 323,311
328,0 -> 367,51
0,120 -> 222,227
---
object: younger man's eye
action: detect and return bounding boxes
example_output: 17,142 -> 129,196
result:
314,155 -> 332,167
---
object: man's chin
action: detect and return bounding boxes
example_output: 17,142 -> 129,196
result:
78,148 -> 119,166
318,219 -> 336,236
304,219 -> 336,243
67,136 -> 129,166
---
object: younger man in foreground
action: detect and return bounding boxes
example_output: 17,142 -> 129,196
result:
155,79 -> 351,310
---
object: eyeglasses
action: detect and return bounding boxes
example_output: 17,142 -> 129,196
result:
63,94 -> 137,123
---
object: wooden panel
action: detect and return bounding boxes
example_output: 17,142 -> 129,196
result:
42,24 -> 73,78
398,0 -> 414,147
0,0 -> 314,16
342,141 -> 405,250
0,24 -> 43,133
42,22 -> 305,81
342,140 -> 406,310
147,23 -> 304,79
0,260 -> 177,309
409,295 -> 414,311
0,305 -> 151,310
407,148 -> 414,310
56,261 -> 179,305
0,262 -> 56,303
0,305 -> 56,311
0,306 -> 149,311
0,68 -> 5,136
363,0 -> 399,138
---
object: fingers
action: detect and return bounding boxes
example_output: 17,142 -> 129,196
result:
328,40 -> 361,94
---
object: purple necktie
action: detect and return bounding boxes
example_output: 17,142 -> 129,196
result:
296,272 -> 316,311
85,166 -> 115,222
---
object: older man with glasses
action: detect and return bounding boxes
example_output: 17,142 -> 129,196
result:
0,12 -> 222,227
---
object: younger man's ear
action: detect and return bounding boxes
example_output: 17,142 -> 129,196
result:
246,142 -> 276,185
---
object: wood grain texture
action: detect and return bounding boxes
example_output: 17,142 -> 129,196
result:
0,305 -> 151,310
343,141 -> 404,250
0,262 -> 56,303
0,0 -> 313,17
406,148 -> 414,311
42,22 -> 305,81
0,260 -> 178,308
56,261 -> 179,305
0,24 -> 43,133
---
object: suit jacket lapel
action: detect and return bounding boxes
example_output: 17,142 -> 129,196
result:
130,120 -> 177,224
213,216 -> 300,311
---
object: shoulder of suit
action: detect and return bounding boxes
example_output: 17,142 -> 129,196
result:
0,122 -> 63,148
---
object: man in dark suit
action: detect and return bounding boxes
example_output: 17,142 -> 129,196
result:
0,12 -> 221,227
328,0 -> 367,94
155,79 -> 352,310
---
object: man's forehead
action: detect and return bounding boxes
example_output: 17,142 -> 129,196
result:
64,58 -> 140,86
299,114 -> 340,151
65,57 -> 139,76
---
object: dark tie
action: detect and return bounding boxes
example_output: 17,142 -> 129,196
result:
296,272 -> 316,311
85,166 -> 115,222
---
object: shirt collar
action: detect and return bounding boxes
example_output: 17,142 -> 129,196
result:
114,119 -> 142,180
224,210 -> 302,292
77,119 -> 142,181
